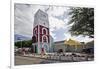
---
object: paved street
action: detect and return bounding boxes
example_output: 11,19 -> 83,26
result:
15,56 -> 61,65
15,53 -> 94,65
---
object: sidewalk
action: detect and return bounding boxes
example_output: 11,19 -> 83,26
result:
20,54 -> 70,62
22,54 -> 48,59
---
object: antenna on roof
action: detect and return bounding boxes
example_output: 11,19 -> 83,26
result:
45,5 -> 50,12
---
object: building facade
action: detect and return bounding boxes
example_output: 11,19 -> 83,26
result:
54,40 -> 84,53
54,40 -> 66,52
32,9 -> 50,54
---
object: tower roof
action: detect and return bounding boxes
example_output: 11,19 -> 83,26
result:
35,9 -> 48,17
34,9 -> 49,28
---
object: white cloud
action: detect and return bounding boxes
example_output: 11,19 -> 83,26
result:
47,6 -> 69,16
49,16 -> 66,30
64,19 -> 69,23
49,16 -> 70,41
50,31 -> 56,40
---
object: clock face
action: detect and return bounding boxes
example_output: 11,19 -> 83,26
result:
39,13 -> 47,20
39,16 -> 48,23
39,19 -> 49,27
42,14 -> 46,18
43,23 -> 45,25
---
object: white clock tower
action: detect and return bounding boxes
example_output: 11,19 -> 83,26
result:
32,9 -> 50,54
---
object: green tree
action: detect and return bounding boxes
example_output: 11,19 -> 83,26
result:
15,40 -> 32,48
68,7 -> 94,38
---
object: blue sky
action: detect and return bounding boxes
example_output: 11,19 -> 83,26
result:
14,3 -> 94,42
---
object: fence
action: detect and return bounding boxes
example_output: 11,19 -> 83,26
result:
46,53 -> 93,62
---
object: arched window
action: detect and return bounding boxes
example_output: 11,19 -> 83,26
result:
43,29 -> 46,34
34,28 -> 37,34
32,35 -> 37,43
42,35 -> 48,43
42,28 -> 48,35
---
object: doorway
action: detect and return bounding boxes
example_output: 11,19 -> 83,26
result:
34,45 -> 37,53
